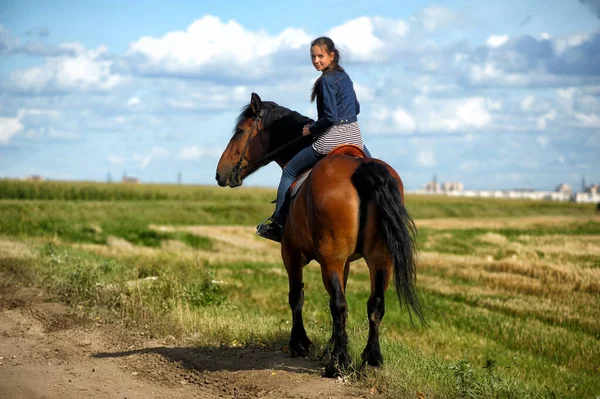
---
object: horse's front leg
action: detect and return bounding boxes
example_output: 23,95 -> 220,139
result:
321,260 -> 351,377
283,248 -> 311,357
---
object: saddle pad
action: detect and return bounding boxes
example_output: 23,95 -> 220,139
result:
289,144 -> 367,199
290,169 -> 311,198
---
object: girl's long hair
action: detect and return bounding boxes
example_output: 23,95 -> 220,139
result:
310,37 -> 344,102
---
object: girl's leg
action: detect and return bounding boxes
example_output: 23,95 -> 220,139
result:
273,145 -> 323,224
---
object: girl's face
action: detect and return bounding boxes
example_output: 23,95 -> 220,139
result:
311,45 -> 335,72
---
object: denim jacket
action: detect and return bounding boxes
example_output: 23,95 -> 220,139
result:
309,69 -> 360,137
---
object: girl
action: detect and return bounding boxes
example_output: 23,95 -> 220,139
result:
257,36 -> 371,242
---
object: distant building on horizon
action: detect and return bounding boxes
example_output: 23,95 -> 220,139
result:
424,180 -> 441,193
411,178 -> 600,203
555,183 -> 572,193
424,175 -> 463,193
23,175 -> 43,182
121,176 -> 139,184
585,184 -> 600,194
442,181 -> 464,192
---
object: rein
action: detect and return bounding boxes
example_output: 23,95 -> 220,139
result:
229,108 -> 310,184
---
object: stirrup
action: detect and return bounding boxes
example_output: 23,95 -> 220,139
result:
256,217 -> 283,243
256,216 -> 273,230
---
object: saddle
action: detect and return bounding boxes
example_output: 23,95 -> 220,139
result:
289,144 -> 367,198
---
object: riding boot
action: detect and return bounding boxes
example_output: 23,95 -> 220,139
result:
256,217 -> 283,242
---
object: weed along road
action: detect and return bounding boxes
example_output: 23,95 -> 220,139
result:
1,180 -> 600,398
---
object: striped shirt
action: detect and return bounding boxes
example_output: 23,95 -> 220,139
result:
312,122 -> 364,155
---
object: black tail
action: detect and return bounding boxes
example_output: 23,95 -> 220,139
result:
352,161 -> 426,326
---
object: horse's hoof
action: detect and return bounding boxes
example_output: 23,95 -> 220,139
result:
289,338 -> 312,358
323,353 -> 352,378
323,362 -> 341,378
360,350 -> 383,367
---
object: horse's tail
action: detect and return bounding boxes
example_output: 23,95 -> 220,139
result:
351,161 -> 426,326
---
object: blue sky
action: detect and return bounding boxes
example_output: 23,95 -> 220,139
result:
1,0 -> 599,190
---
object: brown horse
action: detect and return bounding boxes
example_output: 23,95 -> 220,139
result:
216,93 -> 425,377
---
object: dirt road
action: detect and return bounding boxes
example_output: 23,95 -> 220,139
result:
0,282 -> 376,399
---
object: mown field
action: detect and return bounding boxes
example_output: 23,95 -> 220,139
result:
1,179 -> 599,398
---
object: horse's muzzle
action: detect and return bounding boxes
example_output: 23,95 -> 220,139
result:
215,170 -> 242,188
215,172 -> 227,187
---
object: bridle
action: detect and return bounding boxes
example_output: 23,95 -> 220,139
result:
228,107 -> 311,185
229,108 -> 268,185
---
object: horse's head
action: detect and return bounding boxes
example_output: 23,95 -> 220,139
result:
216,93 -> 313,188
216,93 -> 272,188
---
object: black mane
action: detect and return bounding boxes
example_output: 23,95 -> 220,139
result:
234,101 -> 314,162
234,101 -> 313,135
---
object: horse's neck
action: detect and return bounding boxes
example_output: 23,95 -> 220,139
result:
270,119 -> 312,169
273,138 -> 308,169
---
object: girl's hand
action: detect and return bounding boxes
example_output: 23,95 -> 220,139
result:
302,124 -> 312,137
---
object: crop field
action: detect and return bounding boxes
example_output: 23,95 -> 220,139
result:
1,179 -> 599,398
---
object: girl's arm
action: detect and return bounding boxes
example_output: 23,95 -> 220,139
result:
309,77 -> 337,137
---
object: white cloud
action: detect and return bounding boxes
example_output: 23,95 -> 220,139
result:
536,109 -> 557,130
9,43 -> 124,93
486,34 -> 509,48
108,155 -> 125,165
536,135 -> 549,147
0,109 -> 67,144
327,17 -> 387,62
413,6 -> 466,32
124,15 -> 311,79
368,95 -> 497,135
165,84 -> 251,111
179,146 -> 222,160
0,117 -> 24,144
520,95 -> 535,111
353,83 -> 375,101
574,112 -> 600,127
127,97 -> 140,106
392,107 -> 416,132
415,96 -> 493,132
133,147 -> 170,169
46,128 -> 78,140
416,150 -> 437,167
460,160 -> 483,171
456,97 -> 492,127
468,63 -> 535,86
16,108 -> 62,126
553,33 -> 590,55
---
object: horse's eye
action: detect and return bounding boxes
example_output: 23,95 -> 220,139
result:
235,127 -> 244,135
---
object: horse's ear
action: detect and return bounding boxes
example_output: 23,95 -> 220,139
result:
250,93 -> 262,116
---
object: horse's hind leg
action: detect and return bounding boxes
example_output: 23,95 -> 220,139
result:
324,260 -> 350,358
361,252 -> 391,367
283,249 -> 312,357
321,260 -> 351,377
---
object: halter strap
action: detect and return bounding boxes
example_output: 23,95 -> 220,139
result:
229,109 -> 265,182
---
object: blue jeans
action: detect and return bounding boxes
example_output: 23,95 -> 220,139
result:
272,145 -> 373,225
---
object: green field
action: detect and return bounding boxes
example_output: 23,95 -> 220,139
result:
1,180 -> 599,398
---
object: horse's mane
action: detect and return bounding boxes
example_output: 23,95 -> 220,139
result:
233,100 -> 314,163
234,101 -> 313,136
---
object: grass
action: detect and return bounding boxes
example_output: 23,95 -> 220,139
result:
1,181 -> 599,398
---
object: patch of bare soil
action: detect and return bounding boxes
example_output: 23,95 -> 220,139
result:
0,280 -> 377,399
